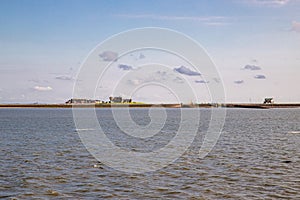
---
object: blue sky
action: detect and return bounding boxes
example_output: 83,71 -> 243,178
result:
0,0 -> 299,103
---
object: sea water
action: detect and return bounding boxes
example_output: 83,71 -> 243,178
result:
0,108 -> 299,199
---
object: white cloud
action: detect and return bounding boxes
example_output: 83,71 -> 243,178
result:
247,0 -> 290,6
127,79 -> 141,85
116,14 -> 229,25
251,59 -> 258,63
174,66 -> 201,76
195,80 -> 209,84
28,78 -> 49,83
99,51 -> 118,62
173,76 -> 184,83
291,21 -> 300,33
234,80 -> 245,84
117,14 -> 224,21
204,22 -> 230,26
33,86 -> 53,91
254,74 -> 266,79
55,75 -> 73,81
118,64 -> 133,70
243,64 -> 262,70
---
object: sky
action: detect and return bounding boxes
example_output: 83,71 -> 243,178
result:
0,0 -> 299,103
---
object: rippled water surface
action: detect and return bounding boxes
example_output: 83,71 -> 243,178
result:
1,108 -> 300,199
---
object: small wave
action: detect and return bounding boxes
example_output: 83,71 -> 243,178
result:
287,131 -> 300,134
75,128 -> 96,131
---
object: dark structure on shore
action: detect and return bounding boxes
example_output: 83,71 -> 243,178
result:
264,98 -> 274,104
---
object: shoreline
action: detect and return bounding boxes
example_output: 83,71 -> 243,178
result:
0,103 -> 300,109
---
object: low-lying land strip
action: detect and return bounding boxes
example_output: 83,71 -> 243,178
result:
0,103 -> 299,108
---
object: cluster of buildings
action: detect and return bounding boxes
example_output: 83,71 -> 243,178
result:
109,96 -> 132,103
65,96 -> 133,104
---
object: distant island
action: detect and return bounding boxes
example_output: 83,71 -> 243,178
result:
0,97 -> 300,109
